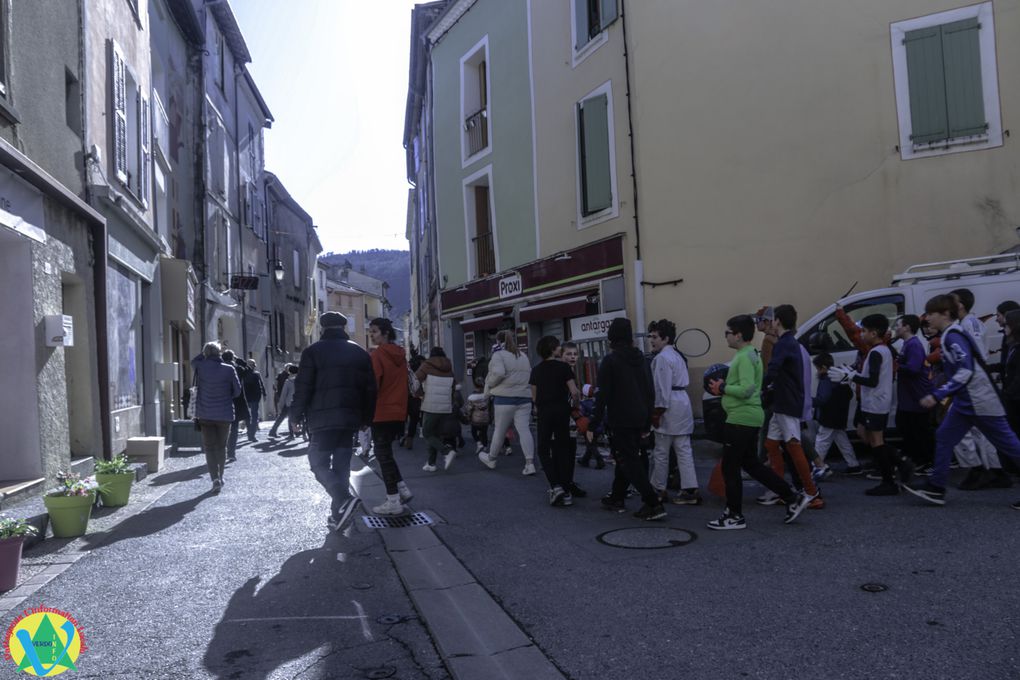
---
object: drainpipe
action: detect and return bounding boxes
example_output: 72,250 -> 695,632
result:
232,65 -> 247,359
619,0 -> 646,343
191,43 -> 208,347
263,174 -> 277,380
79,0 -> 112,459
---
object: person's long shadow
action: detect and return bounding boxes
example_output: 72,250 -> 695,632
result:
80,491 -> 215,551
203,533 -> 376,680
146,463 -> 208,486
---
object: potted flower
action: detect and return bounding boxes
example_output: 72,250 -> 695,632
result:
42,471 -> 98,538
94,455 -> 134,507
0,516 -> 37,591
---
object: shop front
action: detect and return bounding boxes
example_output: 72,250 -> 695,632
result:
441,235 -> 630,385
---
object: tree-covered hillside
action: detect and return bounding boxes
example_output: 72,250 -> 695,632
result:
320,249 -> 411,320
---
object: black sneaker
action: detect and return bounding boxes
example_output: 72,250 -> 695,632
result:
548,485 -> 566,506
914,463 -> 934,477
707,509 -> 747,531
633,503 -> 667,521
903,480 -> 947,506
897,456 -> 914,485
561,493 -> 574,507
957,468 -> 984,491
332,497 -> 362,532
600,495 -> 626,513
567,483 -> 588,498
783,493 -> 811,524
1012,499 -> 1020,510
845,466 -> 865,476
865,482 -> 899,496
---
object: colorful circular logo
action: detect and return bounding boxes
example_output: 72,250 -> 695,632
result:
3,607 -> 86,677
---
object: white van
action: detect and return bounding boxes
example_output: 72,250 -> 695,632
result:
798,253 -> 1020,362
795,253 -> 1020,427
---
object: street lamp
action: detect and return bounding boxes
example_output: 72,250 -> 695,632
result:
272,260 -> 285,283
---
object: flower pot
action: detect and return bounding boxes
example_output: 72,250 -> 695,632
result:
0,536 -> 25,591
96,472 -> 133,507
43,492 -> 96,538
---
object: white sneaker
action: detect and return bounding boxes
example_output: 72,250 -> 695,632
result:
372,496 -> 405,515
503,445 -> 513,456
422,463 -> 437,472
444,448 -> 458,470
397,482 -> 413,503
756,490 -> 782,506
475,441 -> 484,454
478,451 -> 496,469
522,462 -> 536,476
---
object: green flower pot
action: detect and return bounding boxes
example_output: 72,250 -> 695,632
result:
43,492 -> 96,538
96,472 -> 133,507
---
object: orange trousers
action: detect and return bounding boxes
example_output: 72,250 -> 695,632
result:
764,438 -> 818,496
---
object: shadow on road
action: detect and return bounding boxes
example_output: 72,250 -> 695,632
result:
203,533 -> 376,680
80,490 -> 216,551
146,463 -> 209,486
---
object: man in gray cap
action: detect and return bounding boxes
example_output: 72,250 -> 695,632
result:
291,311 -> 377,530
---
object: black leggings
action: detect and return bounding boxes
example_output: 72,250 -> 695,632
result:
536,411 -> 574,489
372,422 -> 405,495
608,428 -> 659,507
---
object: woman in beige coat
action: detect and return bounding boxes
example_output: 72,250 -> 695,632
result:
478,330 -> 536,475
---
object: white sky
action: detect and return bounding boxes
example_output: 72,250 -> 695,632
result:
232,0 -> 420,254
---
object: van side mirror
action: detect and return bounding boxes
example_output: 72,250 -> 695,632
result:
806,331 -> 831,353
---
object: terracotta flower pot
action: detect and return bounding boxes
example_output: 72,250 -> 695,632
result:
43,492 -> 96,538
0,536 -> 25,591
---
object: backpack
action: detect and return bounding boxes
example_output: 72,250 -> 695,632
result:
408,368 -> 422,398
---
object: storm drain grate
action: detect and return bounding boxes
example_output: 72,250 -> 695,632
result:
362,512 -> 435,529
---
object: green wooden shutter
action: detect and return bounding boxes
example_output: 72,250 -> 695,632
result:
579,94 -> 612,216
599,0 -> 618,30
574,0 -> 589,49
941,18 -> 986,138
904,26 -> 948,144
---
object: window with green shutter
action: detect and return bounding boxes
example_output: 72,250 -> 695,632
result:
578,93 -> 612,217
573,0 -> 618,51
904,17 -> 986,147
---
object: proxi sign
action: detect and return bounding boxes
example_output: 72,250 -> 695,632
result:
570,312 -> 627,341
498,273 -> 522,299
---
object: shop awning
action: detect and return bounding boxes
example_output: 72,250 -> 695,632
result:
518,294 -> 592,323
459,311 -> 510,333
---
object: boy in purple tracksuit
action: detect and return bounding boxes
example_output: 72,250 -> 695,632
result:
894,315 -> 934,472
904,295 -> 1020,507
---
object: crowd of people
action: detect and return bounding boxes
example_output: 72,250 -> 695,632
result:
188,287 -> 1020,533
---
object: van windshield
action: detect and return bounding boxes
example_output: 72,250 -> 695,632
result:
801,294 -> 905,355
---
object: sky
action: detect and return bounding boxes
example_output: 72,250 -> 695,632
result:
232,0 -> 421,255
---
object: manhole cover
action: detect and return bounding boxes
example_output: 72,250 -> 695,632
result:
364,667 -> 396,679
860,583 -> 888,593
596,527 -> 697,550
362,512 -> 435,529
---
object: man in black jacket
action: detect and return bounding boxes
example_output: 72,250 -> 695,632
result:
587,318 -> 666,520
291,312 -> 377,530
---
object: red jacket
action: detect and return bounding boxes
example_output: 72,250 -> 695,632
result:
371,343 -> 409,423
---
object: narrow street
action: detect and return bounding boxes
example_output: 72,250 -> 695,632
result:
3,430 -> 1018,679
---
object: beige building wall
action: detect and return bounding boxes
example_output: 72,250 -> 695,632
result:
625,0 -> 1019,373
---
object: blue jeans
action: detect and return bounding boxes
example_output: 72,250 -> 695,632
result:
246,399 -> 261,439
307,429 -> 356,513
932,407 -> 1020,488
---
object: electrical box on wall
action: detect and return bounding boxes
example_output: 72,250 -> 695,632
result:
44,315 -> 74,347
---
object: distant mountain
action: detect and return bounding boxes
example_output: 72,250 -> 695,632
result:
319,249 -> 411,320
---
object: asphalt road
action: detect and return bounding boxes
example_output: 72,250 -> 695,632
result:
3,430 -> 1019,680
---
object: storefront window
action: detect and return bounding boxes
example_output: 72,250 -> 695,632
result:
107,264 -> 141,410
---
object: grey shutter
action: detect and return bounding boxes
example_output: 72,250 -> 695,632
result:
574,0 -> 589,49
140,95 -> 150,205
599,0 -> 618,30
111,43 -> 128,183
904,26 -> 948,144
579,94 -> 612,216
941,17 -> 986,138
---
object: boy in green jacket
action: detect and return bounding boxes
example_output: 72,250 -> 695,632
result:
706,314 -> 810,529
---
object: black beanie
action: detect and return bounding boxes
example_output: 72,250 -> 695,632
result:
607,317 -> 632,344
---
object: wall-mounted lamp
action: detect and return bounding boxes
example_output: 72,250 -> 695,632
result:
272,260 -> 285,283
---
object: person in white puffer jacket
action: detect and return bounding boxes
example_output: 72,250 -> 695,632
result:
479,330 -> 537,475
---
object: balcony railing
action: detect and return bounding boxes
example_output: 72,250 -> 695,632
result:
464,107 -> 488,157
472,231 -> 495,278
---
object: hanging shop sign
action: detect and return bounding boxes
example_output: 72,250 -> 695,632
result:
498,272 -> 522,299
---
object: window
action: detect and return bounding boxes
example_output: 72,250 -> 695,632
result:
0,1 -> 7,97
576,82 -> 618,226
463,165 -> 498,279
292,249 -> 301,288
209,117 -> 226,197
294,310 -> 301,350
802,295 -> 905,355
248,122 -> 257,170
891,2 -> 1002,160
110,42 -> 149,205
571,0 -> 617,64
65,69 -> 82,136
460,36 -> 490,166
215,30 -> 225,93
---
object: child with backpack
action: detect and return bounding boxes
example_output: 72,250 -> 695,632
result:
465,377 -> 492,456
810,352 -> 860,478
